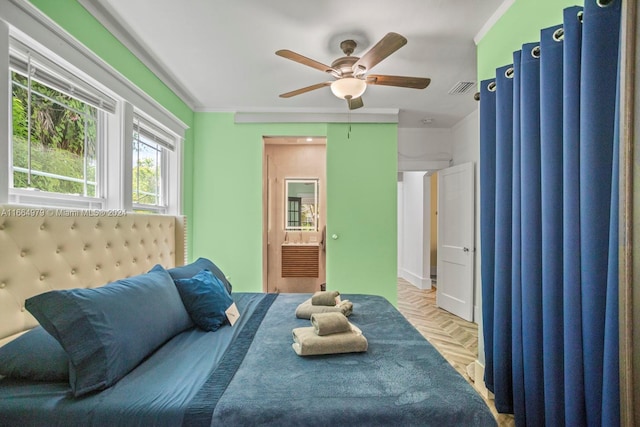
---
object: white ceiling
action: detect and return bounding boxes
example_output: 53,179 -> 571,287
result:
81,0 -> 506,128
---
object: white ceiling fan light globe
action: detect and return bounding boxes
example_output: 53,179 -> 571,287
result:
330,77 -> 367,100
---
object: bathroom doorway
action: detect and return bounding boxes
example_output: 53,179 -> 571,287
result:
262,136 -> 327,293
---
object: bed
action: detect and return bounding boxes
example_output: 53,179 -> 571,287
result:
0,206 -> 496,426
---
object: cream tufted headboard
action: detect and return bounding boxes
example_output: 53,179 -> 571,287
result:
0,206 -> 186,346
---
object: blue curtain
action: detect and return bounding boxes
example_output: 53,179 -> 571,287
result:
480,1 -> 621,425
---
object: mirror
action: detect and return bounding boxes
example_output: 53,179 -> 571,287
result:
285,179 -> 318,231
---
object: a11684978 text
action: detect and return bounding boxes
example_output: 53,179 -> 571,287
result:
1,208 -> 127,217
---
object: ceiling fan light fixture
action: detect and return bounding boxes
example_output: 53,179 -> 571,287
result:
330,77 -> 366,100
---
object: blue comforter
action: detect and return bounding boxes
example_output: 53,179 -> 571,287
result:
0,293 -> 496,426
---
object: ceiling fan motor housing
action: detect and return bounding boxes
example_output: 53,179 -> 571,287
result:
331,56 -> 360,78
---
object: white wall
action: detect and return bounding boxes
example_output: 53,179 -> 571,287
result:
395,112 -> 482,360
398,171 -> 432,289
396,127 -> 454,290
396,116 -> 480,305
398,128 -> 453,171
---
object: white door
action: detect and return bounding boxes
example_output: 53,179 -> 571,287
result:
436,162 -> 475,321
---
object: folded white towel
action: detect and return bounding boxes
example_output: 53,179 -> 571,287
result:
295,298 -> 353,320
311,290 -> 340,306
292,324 -> 367,356
310,312 -> 351,336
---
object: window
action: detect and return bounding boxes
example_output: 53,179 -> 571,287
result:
11,72 -> 98,197
9,39 -> 116,207
132,114 -> 175,213
1,8 -> 185,214
288,197 -> 301,227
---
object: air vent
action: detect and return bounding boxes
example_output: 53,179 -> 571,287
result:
448,81 -> 476,95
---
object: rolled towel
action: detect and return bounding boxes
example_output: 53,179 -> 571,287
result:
295,298 -> 353,320
311,290 -> 340,306
292,324 -> 368,356
311,312 -> 351,336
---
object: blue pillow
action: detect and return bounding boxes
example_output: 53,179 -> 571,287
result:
25,265 -> 192,396
174,269 -> 234,332
0,326 -> 69,382
168,257 -> 232,294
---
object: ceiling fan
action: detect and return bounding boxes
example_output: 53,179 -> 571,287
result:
276,32 -> 431,110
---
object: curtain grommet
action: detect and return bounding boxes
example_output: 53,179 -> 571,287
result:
596,0 -> 615,7
505,67 -> 514,79
531,46 -> 541,59
487,81 -> 497,92
578,11 -> 584,22
553,28 -> 564,42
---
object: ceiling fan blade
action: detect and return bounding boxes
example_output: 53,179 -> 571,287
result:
352,32 -> 407,73
279,81 -> 332,98
276,50 -> 338,75
366,74 -> 431,89
347,96 -> 364,110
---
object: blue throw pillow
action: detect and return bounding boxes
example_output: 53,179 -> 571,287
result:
0,326 -> 69,382
174,269 -> 234,332
168,257 -> 232,294
25,265 -> 192,396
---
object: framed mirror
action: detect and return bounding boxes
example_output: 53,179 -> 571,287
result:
285,179 -> 318,231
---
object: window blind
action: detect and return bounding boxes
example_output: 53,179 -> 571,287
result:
133,113 -> 176,152
9,38 -> 117,114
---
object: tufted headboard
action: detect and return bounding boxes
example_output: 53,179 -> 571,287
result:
0,206 -> 186,346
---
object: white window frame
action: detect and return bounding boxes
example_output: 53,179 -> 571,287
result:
131,111 -> 178,214
8,42 -> 111,207
0,0 -> 187,215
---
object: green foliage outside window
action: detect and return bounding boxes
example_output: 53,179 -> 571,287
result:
11,71 -> 166,207
12,137 -> 96,196
11,72 -> 97,196
132,154 -> 160,206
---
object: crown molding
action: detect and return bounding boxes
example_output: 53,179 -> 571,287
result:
233,108 -> 399,124
78,0 -> 199,110
474,0 -> 515,45
2,0 -> 188,134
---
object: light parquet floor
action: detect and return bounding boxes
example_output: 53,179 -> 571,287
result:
396,277 -> 515,426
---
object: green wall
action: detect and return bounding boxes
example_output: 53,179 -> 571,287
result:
191,113 -> 324,293
28,0 -> 196,255
193,114 -> 398,304
28,1 -> 399,304
326,123 -> 398,305
477,0 -> 583,81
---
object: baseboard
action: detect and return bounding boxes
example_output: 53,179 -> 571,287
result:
472,360 -> 493,400
399,269 -> 432,290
